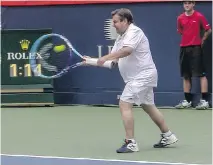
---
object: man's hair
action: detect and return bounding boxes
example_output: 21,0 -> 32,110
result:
111,8 -> 134,24
183,0 -> 195,4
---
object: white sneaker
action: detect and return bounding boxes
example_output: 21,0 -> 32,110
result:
175,100 -> 192,109
153,134 -> 178,148
196,100 -> 209,110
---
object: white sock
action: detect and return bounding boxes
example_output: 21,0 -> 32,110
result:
162,130 -> 172,137
127,139 -> 136,143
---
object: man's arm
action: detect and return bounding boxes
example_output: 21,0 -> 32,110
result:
103,46 -> 133,61
200,14 -> 212,45
103,29 -> 143,61
177,17 -> 183,35
202,29 -> 212,45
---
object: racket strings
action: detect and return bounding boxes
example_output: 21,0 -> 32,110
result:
35,38 -> 71,77
38,43 -> 58,72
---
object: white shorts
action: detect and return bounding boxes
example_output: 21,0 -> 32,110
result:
120,81 -> 155,106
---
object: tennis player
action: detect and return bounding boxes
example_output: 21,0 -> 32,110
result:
175,0 -> 212,110
97,8 -> 178,153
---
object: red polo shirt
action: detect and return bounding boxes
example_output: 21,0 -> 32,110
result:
177,10 -> 211,47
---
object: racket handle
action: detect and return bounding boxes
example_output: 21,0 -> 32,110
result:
85,58 -> 116,69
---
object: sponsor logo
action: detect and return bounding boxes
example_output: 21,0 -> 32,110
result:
20,39 -> 30,51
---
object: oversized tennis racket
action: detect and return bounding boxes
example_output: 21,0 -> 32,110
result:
29,33 -> 116,79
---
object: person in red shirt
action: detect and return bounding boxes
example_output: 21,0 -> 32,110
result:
176,0 -> 212,109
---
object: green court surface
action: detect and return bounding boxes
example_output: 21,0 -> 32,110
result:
1,106 -> 212,164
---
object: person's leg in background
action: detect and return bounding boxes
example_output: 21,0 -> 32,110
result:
175,47 -> 193,109
200,76 -> 209,103
183,77 -> 193,104
193,46 -> 209,109
141,87 -> 178,148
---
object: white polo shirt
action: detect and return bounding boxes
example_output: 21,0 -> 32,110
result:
111,23 -> 157,87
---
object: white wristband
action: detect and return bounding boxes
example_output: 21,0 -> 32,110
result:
85,58 -> 116,69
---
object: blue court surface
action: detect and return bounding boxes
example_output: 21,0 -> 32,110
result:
1,154 -> 202,165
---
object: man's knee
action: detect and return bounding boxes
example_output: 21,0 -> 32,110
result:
119,99 -> 132,111
141,104 -> 155,113
200,75 -> 207,80
183,77 -> 191,81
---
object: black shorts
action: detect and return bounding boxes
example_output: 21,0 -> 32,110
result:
180,45 -> 206,78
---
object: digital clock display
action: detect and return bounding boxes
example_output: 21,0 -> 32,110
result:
1,29 -> 52,85
9,64 -> 41,77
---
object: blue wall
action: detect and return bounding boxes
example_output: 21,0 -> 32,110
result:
2,2 -> 212,106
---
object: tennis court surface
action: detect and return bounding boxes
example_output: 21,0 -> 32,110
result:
1,106 -> 212,165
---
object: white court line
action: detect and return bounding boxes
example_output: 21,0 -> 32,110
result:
0,153 -> 207,165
